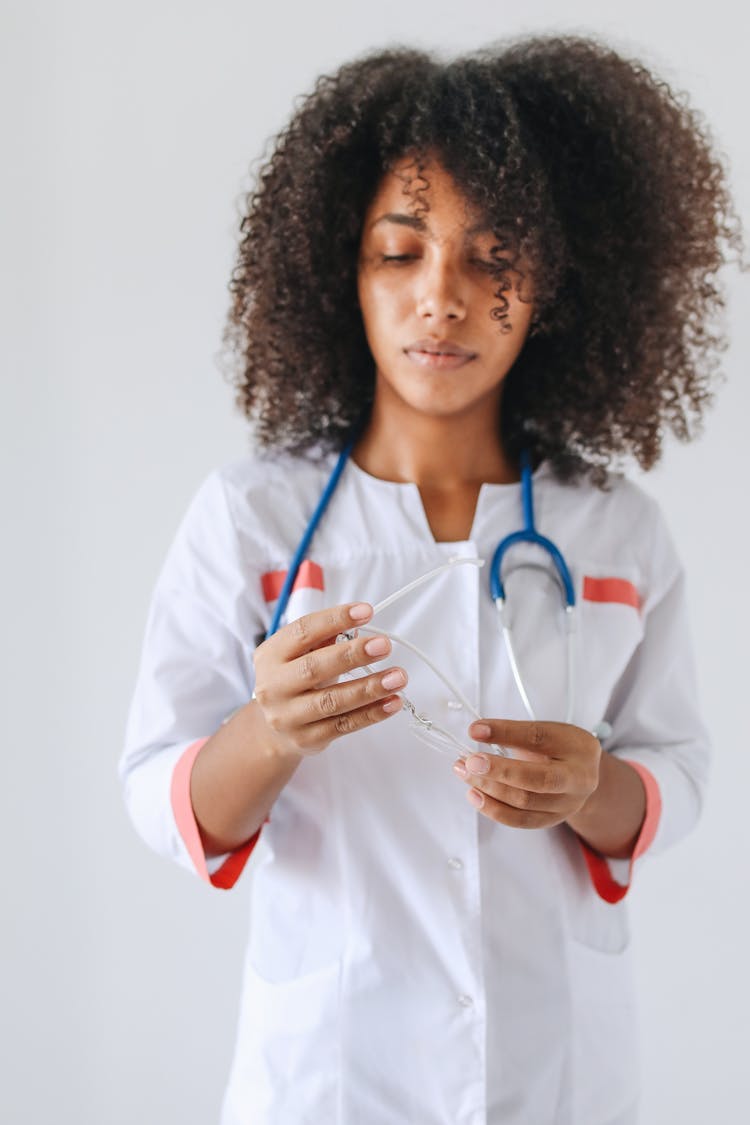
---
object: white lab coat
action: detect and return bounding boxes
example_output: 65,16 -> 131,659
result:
120,450 -> 710,1125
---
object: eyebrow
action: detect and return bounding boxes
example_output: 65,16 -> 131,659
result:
369,213 -> 493,237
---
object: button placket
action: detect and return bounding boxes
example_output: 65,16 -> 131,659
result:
464,548 -> 488,1107
435,540 -> 486,1115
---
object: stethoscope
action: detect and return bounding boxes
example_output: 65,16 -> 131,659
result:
266,438 -> 611,740
489,448 -> 576,725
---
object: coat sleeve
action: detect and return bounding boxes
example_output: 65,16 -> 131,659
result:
576,494 -> 711,901
119,470 -> 267,888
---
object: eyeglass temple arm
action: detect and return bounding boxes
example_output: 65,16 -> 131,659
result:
355,624 -> 507,757
356,625 -> 480,720
340,556 -> 509,756
368,557 -> 486,716
335,647 -> 425,734
371,556 -> 484,615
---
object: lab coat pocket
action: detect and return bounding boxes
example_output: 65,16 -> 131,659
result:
259,559 -> 329,636
552,825 -> 632,953
245,957 -> 342,1036
247,799 -> 347,984
283,583 -> 327,625
576,562 -> 645,731
567,938 -> 640,1124
224,958 -> 342,1122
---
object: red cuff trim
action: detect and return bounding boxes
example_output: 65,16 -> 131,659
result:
577,761 -> 662,904
627,761 -> 662,860
261,560 -> 324,603
170,739 -> 261,889
582,576 -> 641,611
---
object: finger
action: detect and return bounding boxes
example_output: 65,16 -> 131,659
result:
274,666 -> 408,730
261,603 -> 373,663
293,693 -> 404,750
469,718 -> 595,760
464,787 -> 562,830
454,753 -> 568,795
273,630 -> 395,699
459,770 -> 569,814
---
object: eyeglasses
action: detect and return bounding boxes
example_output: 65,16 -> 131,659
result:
337,557 -> 509,760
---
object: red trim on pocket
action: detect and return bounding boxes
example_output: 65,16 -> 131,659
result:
582,576 -> 641,611
261,560 -> 325,603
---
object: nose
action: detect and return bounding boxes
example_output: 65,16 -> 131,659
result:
415,254 -> 467,321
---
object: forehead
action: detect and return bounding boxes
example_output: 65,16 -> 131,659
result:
364,156 -> 489,236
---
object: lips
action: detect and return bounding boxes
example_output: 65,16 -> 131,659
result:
405,347 -> 476,371
406,338 -> 476,358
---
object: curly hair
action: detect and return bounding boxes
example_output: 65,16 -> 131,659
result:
223,34 -> 744,484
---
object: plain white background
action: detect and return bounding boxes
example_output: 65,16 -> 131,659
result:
2,2 -> 748,1122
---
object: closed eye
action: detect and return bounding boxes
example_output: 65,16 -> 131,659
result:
381,255 -> 498,270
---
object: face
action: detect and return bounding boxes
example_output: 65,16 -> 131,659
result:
357,154 -> 535,422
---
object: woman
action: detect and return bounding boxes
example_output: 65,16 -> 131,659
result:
121,34 -> 742,1124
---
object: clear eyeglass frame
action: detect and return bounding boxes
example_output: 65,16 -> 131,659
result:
337,557 -> 509,760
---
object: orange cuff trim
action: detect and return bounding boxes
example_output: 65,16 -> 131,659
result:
582,576 -> 641,611
577,761 -> 662,904
261,560 -> 325,603
170,739 -> 261,889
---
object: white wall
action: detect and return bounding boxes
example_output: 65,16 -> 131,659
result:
3,1 -> 748,1121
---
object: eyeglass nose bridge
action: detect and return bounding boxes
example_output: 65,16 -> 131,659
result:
406,703 -> 433,730
399,693 -> 434,732
381,686 -> 472,758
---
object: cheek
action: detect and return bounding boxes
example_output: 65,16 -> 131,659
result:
358,275 -> 405,334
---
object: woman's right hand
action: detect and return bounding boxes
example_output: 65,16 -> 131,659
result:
251,602 -> 407,759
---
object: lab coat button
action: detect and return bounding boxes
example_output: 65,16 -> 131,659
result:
447,857 -> 464,870
447,699 -> 463,710
457,993 -> 474,1008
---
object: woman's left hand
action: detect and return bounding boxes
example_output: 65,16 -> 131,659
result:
452,718 -> 602,829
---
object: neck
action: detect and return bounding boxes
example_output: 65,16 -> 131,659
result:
352,397 -> 519,488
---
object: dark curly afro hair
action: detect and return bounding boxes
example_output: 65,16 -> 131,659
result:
223,33 -> 744,485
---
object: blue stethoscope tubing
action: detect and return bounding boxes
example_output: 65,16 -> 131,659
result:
489,450 -> 575,607
489,448 -> 577,724
265,440 -> 586,731
266,437 -> 357,638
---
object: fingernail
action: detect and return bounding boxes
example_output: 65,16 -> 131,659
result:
364,635 -> 390,657
467,788 -> 485,809
381,669 -> 406,691
382,698 -> 402,714
452,760 -> 467,778
349,603 -> 372,621
465,754 -> 489,775
470,722 -> 491,739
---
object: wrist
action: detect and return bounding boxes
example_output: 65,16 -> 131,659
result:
251,701 -> 306,767
565,753 -> 647,860
565,750 -> 608,838
264,733 -> 305,767
566,785 -> 601,838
